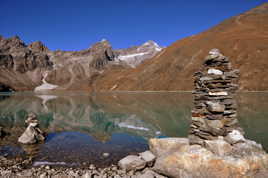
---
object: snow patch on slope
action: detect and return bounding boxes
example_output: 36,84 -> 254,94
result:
118,52 -> 148,60
118,122 -> 150,131
116,41 -> 163,67
35,72 -> 58,91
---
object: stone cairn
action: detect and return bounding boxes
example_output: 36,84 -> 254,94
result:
189,49 -> 245,145
18,112 -> 45,144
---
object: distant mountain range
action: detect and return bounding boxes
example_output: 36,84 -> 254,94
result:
0,3 -> 268,92
0,36 -> 162,91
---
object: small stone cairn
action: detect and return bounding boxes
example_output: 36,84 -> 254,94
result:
18,112 -> 45,144
189,49 -> 245,145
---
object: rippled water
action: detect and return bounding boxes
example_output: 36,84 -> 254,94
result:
0,91 -> 267,167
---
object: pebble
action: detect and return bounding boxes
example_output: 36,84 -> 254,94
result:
102,152 -> 110,157
39,172 -> 47,178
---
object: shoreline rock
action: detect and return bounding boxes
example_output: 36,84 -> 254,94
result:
151,137 -> 268,178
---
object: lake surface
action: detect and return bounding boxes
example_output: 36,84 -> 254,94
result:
0,91 -> 267,167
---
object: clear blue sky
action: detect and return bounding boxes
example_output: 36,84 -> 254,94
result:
0,0 -> 267,51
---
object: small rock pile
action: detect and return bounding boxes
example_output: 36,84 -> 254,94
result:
189,49 -> 244,145
18,113 -> 45,144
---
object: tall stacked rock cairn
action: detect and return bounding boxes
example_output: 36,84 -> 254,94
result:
189,49 -> 245,145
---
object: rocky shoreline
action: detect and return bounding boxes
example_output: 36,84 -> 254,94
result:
0,149 -> 165,178
1,137 -> 268,178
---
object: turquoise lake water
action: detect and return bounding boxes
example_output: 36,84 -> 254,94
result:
0,92 -> 267,167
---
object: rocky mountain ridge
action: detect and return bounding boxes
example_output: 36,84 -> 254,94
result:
0,36 -> 162,91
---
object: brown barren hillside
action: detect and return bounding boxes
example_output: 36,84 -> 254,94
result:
94,3 -> 268,91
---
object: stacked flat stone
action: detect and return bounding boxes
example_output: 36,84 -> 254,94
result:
189,49 -> 244,145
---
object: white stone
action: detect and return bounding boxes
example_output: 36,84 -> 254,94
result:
209,49 -> 221,55
82,172 -> 91,178
102,152 -> 110,157
18,125 -> 38,144
209,91 -> 228,96
200,76 -> 213,81
29,122 -> 38,127
208,68 -> 223,75
225,130 -> 245,145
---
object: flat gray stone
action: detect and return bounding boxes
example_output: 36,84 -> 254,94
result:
206,101 -> 225,113
118,155 -> 146,171
139,151 -> 156,166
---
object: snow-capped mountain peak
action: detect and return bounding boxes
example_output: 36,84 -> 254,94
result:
115,40 -> 163,67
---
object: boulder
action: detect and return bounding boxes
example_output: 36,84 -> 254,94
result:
153,143 -> 268,178
118,155 -> 146,171
139,151 -> 156,166
149,138 -> 189,157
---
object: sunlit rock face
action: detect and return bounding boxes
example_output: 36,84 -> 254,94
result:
28,41 -> 49,52
0,36 -> 53,91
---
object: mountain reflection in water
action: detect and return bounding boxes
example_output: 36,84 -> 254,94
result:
0,92 -> 267,167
